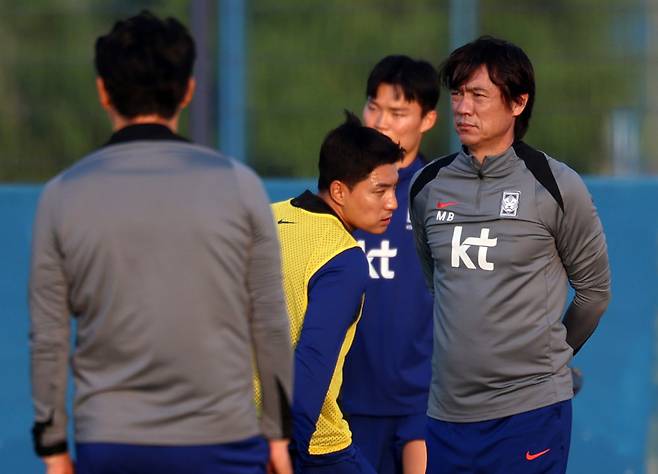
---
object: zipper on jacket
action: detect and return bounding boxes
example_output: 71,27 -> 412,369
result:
476,169 -> 484,211
471,155 -> 485,211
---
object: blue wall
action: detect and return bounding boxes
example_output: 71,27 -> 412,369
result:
1,179 -> 655,473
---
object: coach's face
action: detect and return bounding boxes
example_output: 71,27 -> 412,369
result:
450,64 -> 527,161
341,163 -> 398,234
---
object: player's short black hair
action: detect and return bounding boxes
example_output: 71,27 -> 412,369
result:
94,10 -> 196,119
317,111 -> 404,191
366,55 -> 440,116
439,35 -> 535,139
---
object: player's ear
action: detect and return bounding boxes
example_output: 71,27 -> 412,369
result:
328,180 -> 348,206
420,110 -> 437,134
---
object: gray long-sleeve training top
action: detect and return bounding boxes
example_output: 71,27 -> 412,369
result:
29,124 -> 292,455
409,141 -> 610,423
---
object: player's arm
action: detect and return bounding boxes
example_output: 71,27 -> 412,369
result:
29,181 -> 72,461
552,167 -> 611,354
292,247 -> 367,453
408,173 -> 434,294
236,163 -> 293,442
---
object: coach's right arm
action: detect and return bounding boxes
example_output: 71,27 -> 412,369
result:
408,166 -> 436,295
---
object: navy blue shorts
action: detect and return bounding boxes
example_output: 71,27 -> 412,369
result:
348,413 -> 426,474
426,400 -> 572,474
76,435 -> 269,474
292,443 -> 376,474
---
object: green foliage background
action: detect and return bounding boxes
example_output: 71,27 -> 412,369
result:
0,0 -> 650,182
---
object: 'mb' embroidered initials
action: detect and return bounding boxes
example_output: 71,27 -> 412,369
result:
436,210 -> 455,222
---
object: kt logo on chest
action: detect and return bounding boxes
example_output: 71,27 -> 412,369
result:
357,240 -> 397,279
451,226 -> 497,271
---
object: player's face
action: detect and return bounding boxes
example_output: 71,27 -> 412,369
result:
450,65 -> 526,160
363,84 -> 436,167
342,163 -> 398,234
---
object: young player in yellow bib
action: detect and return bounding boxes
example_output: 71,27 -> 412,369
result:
273,113 -> 403,473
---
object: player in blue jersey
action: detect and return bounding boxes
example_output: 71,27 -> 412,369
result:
341,55 -> 439,474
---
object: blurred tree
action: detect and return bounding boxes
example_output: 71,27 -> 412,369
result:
0,0 -> 188,182
0,0 -> 650,181
480,0 -> 645,173
247,0 -> 449,177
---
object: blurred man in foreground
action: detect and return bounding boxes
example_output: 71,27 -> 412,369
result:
29,10 -> 292,474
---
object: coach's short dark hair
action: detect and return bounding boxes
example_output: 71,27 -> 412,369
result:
94,10 -> 196,119
439,36 -> 535,139
317,112 -> 404,191
366,55 -> 440,115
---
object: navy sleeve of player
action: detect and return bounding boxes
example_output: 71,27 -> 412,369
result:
292,247 -> 367,453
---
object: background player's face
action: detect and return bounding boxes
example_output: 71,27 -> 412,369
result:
450,65 -> 526,159
363,83 -> 436,167
342,163 -> 398,234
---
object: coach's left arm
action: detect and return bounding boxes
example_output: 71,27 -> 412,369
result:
552,164 -> 611,355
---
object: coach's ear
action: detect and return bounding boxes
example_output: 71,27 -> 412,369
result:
512,93 -> 528,117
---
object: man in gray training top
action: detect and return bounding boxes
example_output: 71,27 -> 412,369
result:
29,10 -> 292,474
409,36 -> 610,474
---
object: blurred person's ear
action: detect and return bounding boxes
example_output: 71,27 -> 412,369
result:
180,78 -> 196,110
95,77 -> 112,110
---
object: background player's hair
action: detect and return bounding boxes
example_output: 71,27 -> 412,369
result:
366,55 -> 440,115
317,111 -> 404,191
94,10 -> 196,119
439,35 -> 535,140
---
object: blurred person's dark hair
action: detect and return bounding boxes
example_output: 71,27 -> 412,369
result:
439,35 -> 535,139
318,112 -> 404,191
94,10 -> 195,119
366,55 -> 440,116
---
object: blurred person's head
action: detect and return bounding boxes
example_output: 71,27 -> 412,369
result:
318,112 -> 403,234
94,10 -> 196,130
439,36 -> 534,161
363,55 -> 439,167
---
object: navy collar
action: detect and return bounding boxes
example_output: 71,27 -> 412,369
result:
398,154 -> 426,180
105,123 -> 189,147
291,190 -> 351,231
291,190 -> 336,216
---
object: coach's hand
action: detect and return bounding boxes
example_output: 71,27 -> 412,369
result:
268,439 -> 293,474
43,453 -> 74,474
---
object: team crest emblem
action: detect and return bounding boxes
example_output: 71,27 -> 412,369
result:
500,191 -> 520,217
